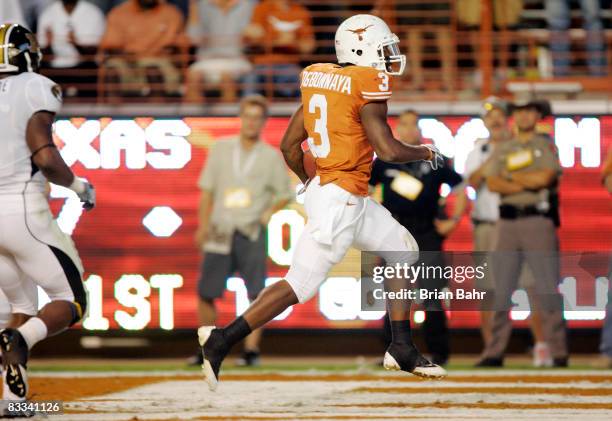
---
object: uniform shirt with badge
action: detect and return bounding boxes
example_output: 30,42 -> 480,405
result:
369,158 -> 463,223
483,134 -> 562,208
198,136 -> 292,253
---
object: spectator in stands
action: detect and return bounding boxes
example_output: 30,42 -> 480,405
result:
242,0 -> 315,98
457,0 -> 523,29
86,0 -> 124,14
100,0 -> 185,97
20,0 -> 53,32
0,0 -> 27,27
38,0 -> 106,97
545,0 -> 607,76
170,0 -> 189,19
185,0 -> 255,103
457,0 -> 523,82
372,0 -> 454,91
90,0 -> 189,17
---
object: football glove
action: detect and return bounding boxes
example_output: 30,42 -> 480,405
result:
423,144 -> 444,170
77,181 -> 96,211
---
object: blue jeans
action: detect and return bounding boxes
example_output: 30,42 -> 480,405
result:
545,0 -> 607,76
242,64 -> 301,98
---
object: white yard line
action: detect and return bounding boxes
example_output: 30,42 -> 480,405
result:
49,374 -> 612,421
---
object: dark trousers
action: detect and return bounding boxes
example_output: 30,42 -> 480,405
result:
383,219 -> 450,363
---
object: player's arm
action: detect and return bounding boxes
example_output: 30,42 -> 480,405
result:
360,102 -> 434,164
27,111 -> 75,186
280,105 -> 309,183
26,111 -> 95,209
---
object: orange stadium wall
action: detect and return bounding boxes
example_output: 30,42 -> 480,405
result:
48,115 -> 612,334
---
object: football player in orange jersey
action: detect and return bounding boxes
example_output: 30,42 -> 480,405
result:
198,14 -> 446,391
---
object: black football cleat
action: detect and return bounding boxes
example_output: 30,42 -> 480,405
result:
197,327 -> 229,391
474,357 -> 504,367
0,329 -> 29,400
235,350 -> 261,367
186,349 -> 204,367
383,343 -> 447,379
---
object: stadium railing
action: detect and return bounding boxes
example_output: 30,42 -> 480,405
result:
38,0 -> 612,104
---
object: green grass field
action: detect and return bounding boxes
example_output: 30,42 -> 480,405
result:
27,355 -> 607,373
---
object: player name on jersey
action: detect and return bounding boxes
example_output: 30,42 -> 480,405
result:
301,71 -> 352,95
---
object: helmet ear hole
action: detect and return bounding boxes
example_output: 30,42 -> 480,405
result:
356,50 -> 363,56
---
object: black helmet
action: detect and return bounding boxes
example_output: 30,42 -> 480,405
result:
0,23 -> 42,74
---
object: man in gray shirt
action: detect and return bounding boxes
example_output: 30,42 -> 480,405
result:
192,94 -> 292,366
185,0 -> 255,103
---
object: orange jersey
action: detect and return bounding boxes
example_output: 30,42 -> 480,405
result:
300,63 -> 393,196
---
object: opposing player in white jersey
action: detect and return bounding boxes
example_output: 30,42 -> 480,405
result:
0,23 -> 95,405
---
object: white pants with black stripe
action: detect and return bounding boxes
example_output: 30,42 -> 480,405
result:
0,207 -> 86,320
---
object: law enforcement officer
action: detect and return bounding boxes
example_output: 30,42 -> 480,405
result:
369,109 -> 468,366
467,98 -> 557,367
191,95 -> 293,366
479,99 -> 568,367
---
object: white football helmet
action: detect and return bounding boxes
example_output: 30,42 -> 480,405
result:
335,14 -> 406,76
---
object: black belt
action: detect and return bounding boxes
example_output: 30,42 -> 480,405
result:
472,218 -> 496,226
499,204 -> 549,220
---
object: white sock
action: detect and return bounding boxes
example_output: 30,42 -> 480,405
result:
17,317 -> 48,350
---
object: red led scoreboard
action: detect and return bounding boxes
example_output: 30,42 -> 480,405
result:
49,115 -> 612,331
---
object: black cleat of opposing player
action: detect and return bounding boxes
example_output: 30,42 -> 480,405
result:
197,327 -> 230,391
0,329 -> 34,417
383,342 -> 447,379
0,329 -> 29,399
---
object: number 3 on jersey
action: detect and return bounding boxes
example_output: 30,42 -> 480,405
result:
378,72 -> 389,91
306,94 -> 330,158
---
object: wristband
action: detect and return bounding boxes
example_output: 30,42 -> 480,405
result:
69,177 -> 86,194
